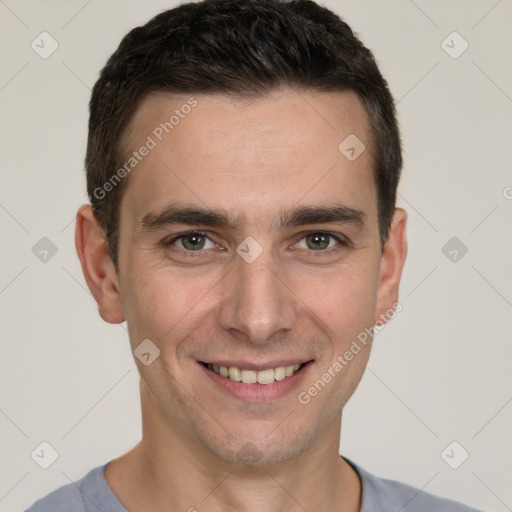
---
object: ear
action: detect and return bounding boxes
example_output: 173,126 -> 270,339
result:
374,207 -> 408,325
75,204 -> 125,324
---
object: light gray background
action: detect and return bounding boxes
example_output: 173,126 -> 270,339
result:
1,1 -> 511,510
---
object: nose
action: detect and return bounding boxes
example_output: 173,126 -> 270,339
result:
217,247 -> 298,345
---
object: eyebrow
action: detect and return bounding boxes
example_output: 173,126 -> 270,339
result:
140,202 -> 367,233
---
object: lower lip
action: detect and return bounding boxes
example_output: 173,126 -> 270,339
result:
199,362 -> 313,402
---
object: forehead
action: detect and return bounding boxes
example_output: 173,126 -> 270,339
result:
120,88 -> 377,230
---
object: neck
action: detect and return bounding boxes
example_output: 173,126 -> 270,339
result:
104,381 -> 361,512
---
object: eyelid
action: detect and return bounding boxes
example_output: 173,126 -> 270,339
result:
299,229 -> 349,243
292,230 -> 350,248
167,229 -> 209,240
165,229 -> 350,253
166,230 -> 216,248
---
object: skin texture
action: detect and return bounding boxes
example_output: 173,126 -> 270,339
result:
75,88 -> 408,511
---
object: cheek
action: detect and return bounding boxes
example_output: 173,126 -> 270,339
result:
120,266 -> 219,348
299,259 -> 380,337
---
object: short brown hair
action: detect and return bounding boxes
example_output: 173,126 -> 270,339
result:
86,0 -> 402,271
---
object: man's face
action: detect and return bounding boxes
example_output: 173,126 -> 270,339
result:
113,89 -> 396,465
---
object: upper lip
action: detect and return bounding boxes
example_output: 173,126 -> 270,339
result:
200,359 -> 312,371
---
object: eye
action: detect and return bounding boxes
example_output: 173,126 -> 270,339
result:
169,231 -> 216,251
296,232 -> 345,251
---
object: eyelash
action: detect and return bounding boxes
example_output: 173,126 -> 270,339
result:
165,230 -> 349,256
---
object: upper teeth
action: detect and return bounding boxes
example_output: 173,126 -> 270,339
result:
207,364 -> 302,385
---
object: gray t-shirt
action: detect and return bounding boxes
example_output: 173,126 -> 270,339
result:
25,457 -> 480,511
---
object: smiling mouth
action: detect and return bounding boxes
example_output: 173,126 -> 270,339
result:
201,362 -> 309,385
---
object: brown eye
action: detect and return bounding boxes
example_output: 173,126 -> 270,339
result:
305,233 -> 331,250
181,233 -> 206,250
171,232 -> 214,251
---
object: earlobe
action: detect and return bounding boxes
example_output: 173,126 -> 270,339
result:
374,207 -> 408,325
75,204 -> 125,324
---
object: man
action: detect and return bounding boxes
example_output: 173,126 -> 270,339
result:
26,0 -> 479,510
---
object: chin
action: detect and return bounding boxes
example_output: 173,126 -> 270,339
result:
196,418 -> 317,468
